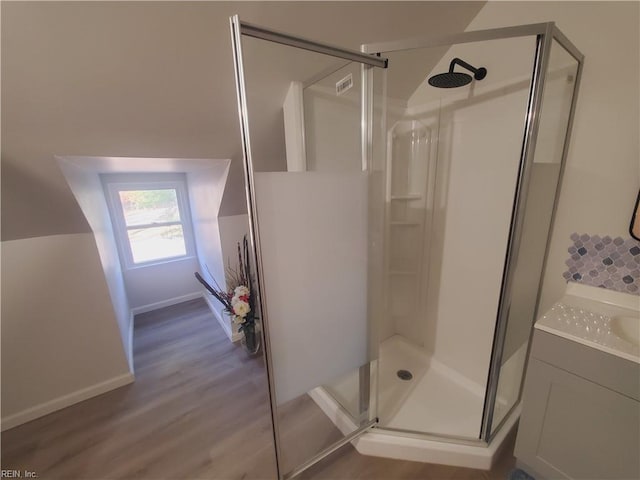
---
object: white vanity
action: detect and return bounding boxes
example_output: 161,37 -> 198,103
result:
515,282 -> 640,479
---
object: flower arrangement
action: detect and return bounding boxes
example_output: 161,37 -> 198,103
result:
195,235 -> 259,353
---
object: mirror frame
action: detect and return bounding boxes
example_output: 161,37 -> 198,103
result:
630,189 -> 640,241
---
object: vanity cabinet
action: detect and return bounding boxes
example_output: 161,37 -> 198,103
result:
515,329 -> 640,480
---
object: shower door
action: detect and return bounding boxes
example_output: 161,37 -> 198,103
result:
230,16 -> 387,479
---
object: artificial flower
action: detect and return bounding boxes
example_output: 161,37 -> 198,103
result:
234,285 -> 250,297
233,300 -> 251,317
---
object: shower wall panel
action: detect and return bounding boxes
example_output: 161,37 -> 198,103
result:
303,64 -> 361,173
390,37 -> 539,390
423,89 -> 527,387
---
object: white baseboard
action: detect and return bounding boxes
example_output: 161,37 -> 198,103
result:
202,294 -> 243,342
130,291 -> 203,315
1,372 -> 135,432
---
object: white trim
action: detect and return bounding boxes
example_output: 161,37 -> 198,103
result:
283,81 -> 307,171
1,373 -> 135,431
130,291 -> 203,315
202,293 -> 243,342
127,311 -> 135,374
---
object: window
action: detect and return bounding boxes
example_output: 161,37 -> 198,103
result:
102,173 -> 195,268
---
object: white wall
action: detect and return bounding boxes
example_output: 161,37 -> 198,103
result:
218,215 -> 251,280
125,257 -> 201,312
187,162 -> 249,341
467,1 -> 640,312
189,168 -> 227,301
57,158 -> 133,369
1,234 -> 133,430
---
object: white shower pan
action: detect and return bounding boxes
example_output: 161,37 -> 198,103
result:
310,335 -> 521,470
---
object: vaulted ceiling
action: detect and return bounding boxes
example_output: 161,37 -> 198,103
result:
1,1 -> 485,241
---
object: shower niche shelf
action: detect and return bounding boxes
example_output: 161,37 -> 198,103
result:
385,118 -> 437,341
391,194 -> 423,201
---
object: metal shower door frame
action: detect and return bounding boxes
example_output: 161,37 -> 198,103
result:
362,21 -> 584,443
229,15 -> 387,479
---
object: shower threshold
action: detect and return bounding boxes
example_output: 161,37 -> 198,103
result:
309,389 -> 519,470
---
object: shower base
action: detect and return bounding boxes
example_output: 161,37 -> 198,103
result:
377,336 -> 485,438
310,335 -> 520,469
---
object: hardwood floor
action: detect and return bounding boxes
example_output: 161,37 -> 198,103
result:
2,299 -> 278,479
2,299 -> 515,479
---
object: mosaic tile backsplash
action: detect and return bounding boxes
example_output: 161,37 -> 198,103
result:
563,233 -> 640,295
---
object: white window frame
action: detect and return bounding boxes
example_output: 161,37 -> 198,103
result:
102,173 -> 196,270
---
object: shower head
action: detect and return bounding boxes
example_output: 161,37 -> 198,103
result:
428,71 -> 473,88
428,58 -> 487,89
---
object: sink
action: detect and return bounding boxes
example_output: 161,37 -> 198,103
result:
535,281 -> 640,364
611,315 -> 640,346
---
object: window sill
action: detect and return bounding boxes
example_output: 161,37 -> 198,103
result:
125,255 -> 197,271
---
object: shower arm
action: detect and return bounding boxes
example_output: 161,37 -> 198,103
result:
448,58 -> 487,80
449,58 -> 478,74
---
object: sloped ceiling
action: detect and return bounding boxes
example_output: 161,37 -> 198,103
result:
1,1 -> 484,241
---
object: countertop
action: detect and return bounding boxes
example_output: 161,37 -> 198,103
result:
535,282 -> 640,364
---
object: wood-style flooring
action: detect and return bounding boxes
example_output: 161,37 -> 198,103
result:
2,298 -> 515,479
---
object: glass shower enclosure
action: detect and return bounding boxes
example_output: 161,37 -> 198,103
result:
230,17 -> 583,479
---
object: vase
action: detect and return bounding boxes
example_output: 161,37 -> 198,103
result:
242,322 -> 261,355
